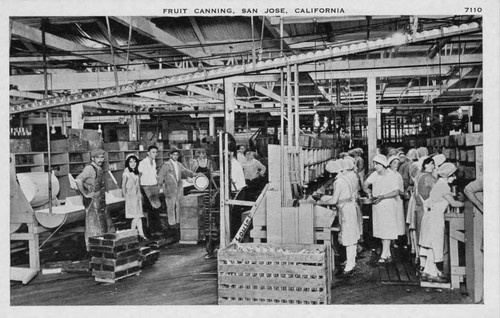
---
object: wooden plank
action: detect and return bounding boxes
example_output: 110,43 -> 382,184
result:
378,266 -> 390,282
386,263 -> 400,282
266,190 -> 282,244
402,261 -> 419,283
218,275 -> 326,288
219,250 -> 326,264
218,288 -> 327,302
218,264 -> 327,276
281,207 -> 298,244
298,203 -> 314,244
395,261 -> 410,282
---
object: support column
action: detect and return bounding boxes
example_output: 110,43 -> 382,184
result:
367,76 -> 377,165
71,104 -> 84,129
224,78 -> 235,134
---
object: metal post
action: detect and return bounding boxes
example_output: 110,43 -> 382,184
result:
41,18 -> 52,215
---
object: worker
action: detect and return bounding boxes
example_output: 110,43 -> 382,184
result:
419,163 -> 464,283
236,145 -> 246,163
464,176 -> 483,213
387,155 -> 407,250
318,160 -> 361,277
349,148 -> 366,189
138,145 -> 165,236
122,154 -> 147,240
363,154 -> 401,264
75,148 -> 115,250
341,157 -> 364,254
415,156 -> 437,267
397,150 -> 413,249
190,148 -> 214,175
241,150 -> 267,200
158,148 -> 197,229
229,149 -> 247,239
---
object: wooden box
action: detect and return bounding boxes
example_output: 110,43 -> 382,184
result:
179,194 -> 205,243
68,138 -> 88,152
475,146 -> 483,177
464,166 -> 476,179
50,139 -> 69,152
467,149 -> 476,163
459,149 -> 468,162
218,243 -> 330,305
10,138 -> 32,153
465,133 -> 483,146
104,141 -> 129,151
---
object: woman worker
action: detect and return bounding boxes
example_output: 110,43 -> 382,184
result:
415,156 -> 437,267
190,148 -> 213,175
122,154 -> 147,240
363,154 -> 401,264
419,163 -> 464,282
318,160 -> 361,277
387,155 -> 407,249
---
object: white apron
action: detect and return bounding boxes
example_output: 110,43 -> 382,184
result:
336,176 -> 361,247
418,196 -> 448,262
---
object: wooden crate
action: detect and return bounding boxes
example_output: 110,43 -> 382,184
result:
465,133 -> 483,146
218,243 -> 330,305
475,146 -> 483,177
10,138 -> 32,153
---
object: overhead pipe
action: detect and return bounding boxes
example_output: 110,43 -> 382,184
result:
10,21 -> 482,115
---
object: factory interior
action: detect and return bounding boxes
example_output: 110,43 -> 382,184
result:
7,14 -> 494,309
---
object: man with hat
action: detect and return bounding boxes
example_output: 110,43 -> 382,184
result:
158,147 -> 197,229
75,148 -> 115,250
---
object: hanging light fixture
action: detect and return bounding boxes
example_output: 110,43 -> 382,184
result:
97,124 -> 103,134
51,124 -> 56,134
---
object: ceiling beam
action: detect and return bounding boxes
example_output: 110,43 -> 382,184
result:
10,20 -> 130,68
110,16 -> 222,66
269,16 -> 402,25
241,83 -> 281,102
188,17 -> 212,56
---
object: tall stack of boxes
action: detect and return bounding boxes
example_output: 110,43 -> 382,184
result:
88,230 -> 141,283
179,193 -> 205,244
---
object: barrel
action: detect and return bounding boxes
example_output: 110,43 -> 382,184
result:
16,172 -> 60,207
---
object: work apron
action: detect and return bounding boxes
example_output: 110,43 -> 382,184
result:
336,176 -> 361,247
418,196 -> 448,262
83,165 -> 114,248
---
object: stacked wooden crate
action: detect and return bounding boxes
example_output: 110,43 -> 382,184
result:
425,133 -> 482,181
138,246 -> 160,269
179,193 -> 205,244
88,229 -> 141,283
218,243 -> 331,305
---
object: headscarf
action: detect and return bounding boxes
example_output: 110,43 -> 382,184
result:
417,147 -> 428,158
437,162 -> 457,178
432,154 -> 446,167
406,148 -> 418,161
387,148 -> 399,157
387,155 -> 400,166
372,154 -> 388,167
342,158 -> 355,170
325,160 -> 343,174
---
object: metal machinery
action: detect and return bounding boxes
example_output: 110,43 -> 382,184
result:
10,161 -> 124,284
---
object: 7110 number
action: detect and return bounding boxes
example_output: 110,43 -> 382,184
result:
465,7 -> 482,13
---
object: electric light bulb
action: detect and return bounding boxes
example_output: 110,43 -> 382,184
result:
97,124 -> 102,134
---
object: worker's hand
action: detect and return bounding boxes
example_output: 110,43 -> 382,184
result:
456,192 -> 465,202
372,196 -> 383,205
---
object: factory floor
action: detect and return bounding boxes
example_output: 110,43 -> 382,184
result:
10,241 -> 474,306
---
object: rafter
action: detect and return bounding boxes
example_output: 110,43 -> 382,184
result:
110,16 -> 222,66
11,20 -> 131,68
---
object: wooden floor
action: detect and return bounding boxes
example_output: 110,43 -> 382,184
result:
11,244 -> 218,306
11,242 -> 474,306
